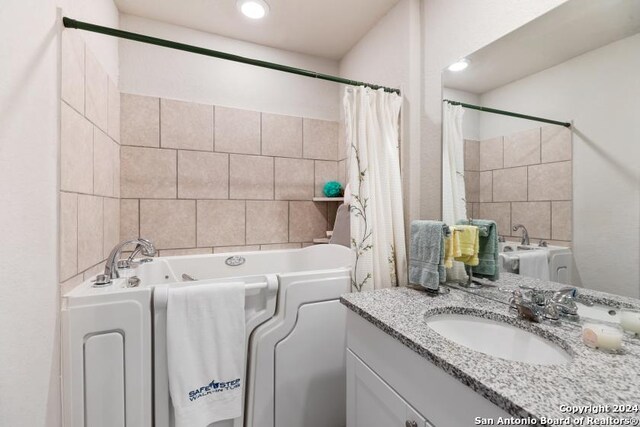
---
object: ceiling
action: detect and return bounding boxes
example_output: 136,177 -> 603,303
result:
443,0 -> 640,94
114,0 -> 400,59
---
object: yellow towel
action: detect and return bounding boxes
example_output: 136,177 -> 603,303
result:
453,225 -> 479,266
444,229 -> 461,268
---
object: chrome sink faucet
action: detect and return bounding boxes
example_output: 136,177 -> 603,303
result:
95,238 -> 157,286
510,286 -> 583,322
512,224 -> 530,246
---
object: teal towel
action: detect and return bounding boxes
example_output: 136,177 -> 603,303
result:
457,219 -> 499,280
409,220 -> 448,291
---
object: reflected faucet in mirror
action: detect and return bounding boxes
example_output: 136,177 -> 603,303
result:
512,224 -> 530,246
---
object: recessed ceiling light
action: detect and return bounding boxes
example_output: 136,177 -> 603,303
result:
237,0 -> 269,19
448,59 -> 469,72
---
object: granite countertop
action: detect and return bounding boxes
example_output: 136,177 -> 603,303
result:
340,273 -> 640,422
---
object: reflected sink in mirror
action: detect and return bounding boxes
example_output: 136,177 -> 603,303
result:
425,313 -> 572,366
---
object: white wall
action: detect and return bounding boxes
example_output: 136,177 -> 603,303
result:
0,1 -> 60,425
478,34 -> 640,297
442,87 -> 480,140
0,1 -> 118,426
119,14 -> 340,120
421,0 -> 568,219
59,0 -> 119,81
339,0 -> 422,232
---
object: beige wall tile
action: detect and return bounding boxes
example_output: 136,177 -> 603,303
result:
338,121 -> 348,161
338,159 -> 347,186
161,99 -> 213,151
528,161 -> 572,201
328,201 -> 339,229
103,198 -> 120,258
478,202 -> 511,236
275,157 -> 314,200
84,49 -> 108,132
107,79 -> 120,142
83,261 -> 106,280
464,140 -> 480,171
493,167 -> 527,202
61,102 -> 94,194
121,146 -> 177,198
542,126 -> 572,163
140,199 -> 195,249
552,201 -> 572,241
512,201 -> 551,239
215,106 -> 260,154
120,199 -> 139,241
246,201 -> 288,244
503,128 -> 540,168
60,192 -> 78,281
260,243 -> 302,250
93,128 -> 119,197
262,113 -> 302,157
230,154 -> 273,199
314,161 -> 339,198
213,245 -> 260,254
178,151 -> 229,199
60,274 -> 84,295
479,137 -> 503,171
472,203 -> 480,218
479,171 -> 492,202
78,194 -> 104,271
160,247 -> 212,256
464,171 -> 479,203
121,93 -> 159,147
197,200 -> 245,247
61,30 -> 84,113
289,201 -> 328,242
303,118 -> 338,160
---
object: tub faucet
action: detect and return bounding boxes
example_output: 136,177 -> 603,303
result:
512,224 -> 530,246
94,238 -> 157,286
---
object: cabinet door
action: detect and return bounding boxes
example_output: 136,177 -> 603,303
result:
347,350 -> 431,427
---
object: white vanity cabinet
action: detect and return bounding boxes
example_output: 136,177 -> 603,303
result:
345,311 -> 511,427
347,349 -> 429,427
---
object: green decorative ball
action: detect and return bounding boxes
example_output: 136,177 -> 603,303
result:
323,181 -> 343,198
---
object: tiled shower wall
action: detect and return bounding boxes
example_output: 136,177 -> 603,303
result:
119,94 -> 347,255
464,126 -> 572,246
59,31 -> 121,287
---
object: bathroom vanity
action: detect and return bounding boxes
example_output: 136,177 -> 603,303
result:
342,274 -> 640,427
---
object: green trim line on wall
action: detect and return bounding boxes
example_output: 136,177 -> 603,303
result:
62,17 -> 401,95
444,99 -> 571,128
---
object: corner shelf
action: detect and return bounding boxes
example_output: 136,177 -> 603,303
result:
312,197 -> 344,202
313,238 -> 330,244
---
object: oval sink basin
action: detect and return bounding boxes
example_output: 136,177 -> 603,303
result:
426,313 -> 572,366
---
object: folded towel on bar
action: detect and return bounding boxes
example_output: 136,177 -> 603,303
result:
444,228 -> 461,269
457,219 -> 500,280
167,281 -> 246,427
409,220 -> 449,291
452,225 -> 479,266
518,250 -> 550,281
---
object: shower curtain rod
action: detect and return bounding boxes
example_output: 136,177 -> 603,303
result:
62,17 -> 401,95
443,99 -> 571,127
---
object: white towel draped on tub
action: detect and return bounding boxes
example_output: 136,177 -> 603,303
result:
518,251 -> 550,281
167,282 -> 246,427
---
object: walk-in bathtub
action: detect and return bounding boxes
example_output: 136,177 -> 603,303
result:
62,244 -> 352,427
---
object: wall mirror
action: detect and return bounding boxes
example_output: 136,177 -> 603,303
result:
441,0 -> 640,297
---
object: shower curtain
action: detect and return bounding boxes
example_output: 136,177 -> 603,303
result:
442,102 -> 468,281
344,87 -> 406,292
442,102 -> 467,225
